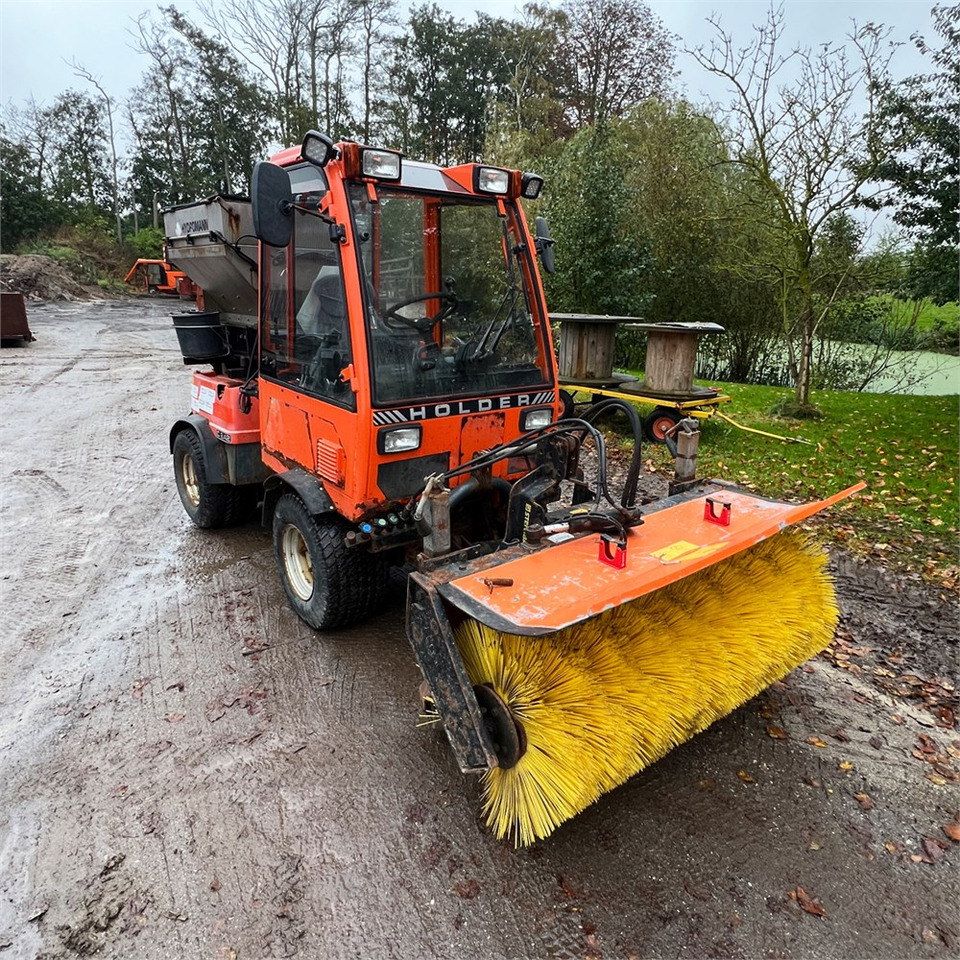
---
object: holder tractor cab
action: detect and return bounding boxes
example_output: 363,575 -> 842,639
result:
168,131 -> 861,845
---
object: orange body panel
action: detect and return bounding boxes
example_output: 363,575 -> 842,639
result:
190,372 -> 260,444
438,482 -> 866,635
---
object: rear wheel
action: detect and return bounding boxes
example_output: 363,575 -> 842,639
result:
173,429 -> 244,528
272,493 -> 388,630
643,407 -> 683,444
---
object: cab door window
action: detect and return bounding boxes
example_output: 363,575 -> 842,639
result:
260,202 -> 355,409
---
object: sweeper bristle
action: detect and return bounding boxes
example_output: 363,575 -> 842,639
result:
455,532 -> 838,846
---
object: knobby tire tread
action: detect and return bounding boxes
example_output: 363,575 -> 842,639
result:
274,494 -> 388,631
173,429 -> 246,529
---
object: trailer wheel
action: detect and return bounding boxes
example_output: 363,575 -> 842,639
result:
643,407 -> 683,444
173,429 -> 243,528
273,493 -> 388,630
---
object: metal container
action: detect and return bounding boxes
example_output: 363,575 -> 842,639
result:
171,311 -> 229,363
0,293 -> 36,345
163,196 -> 258,327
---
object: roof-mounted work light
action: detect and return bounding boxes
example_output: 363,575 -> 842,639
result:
520,172 -> 544,200
301,130 -> 337,167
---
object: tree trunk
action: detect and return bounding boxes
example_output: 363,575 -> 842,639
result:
794,311 -> 814,406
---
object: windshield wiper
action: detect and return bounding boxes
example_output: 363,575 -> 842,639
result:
468,222 -> 527,365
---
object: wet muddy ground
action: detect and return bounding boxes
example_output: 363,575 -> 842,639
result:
1,300 -> 957,960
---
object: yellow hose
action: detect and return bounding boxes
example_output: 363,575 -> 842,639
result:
455,532 -> 837,845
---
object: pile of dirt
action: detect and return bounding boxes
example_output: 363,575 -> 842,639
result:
0,255 -> 98,301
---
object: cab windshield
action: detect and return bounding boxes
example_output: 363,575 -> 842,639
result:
348,181 -> 552,406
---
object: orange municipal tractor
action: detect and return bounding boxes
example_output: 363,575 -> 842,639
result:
167,131 -> 861,844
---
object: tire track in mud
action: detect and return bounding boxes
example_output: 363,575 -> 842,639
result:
0,301 -> 205,958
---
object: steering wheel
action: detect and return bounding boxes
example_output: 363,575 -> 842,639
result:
383,291 -> 458,333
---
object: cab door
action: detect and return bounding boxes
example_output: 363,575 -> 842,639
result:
258,196 -> 363,516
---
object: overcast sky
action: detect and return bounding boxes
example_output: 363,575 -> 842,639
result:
0,0 -> 935,114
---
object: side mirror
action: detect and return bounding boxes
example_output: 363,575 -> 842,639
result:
252,161 -> 293,248
534,216 -> 555,275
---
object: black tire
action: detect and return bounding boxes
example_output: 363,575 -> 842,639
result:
643,407 -> 683,444
272,493 -> 388,630
172,429 -> 245,528
559,389 -> 576,421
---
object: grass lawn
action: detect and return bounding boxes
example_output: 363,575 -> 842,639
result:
613,382 -> 959,586
875,295 -> 959,332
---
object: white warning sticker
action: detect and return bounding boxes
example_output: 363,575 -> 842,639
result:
191,385 -> 216,415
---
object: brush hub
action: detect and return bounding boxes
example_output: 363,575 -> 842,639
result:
474,684 -> 527,770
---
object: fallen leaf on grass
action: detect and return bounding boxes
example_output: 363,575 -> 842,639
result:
737,770 -> 755,783
790,887 -> 827,918
838,761 -> 854,771
926,772 -> 949,786
854,792 -> 874,810
943,823 -> 960,842
767,725 -> 788,740
807,737 -> 828,748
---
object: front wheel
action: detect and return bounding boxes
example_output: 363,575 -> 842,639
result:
272,493 -> 388,630
173,429 -> 245,528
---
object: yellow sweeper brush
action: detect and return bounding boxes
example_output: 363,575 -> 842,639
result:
454,532 -> 836,845
406,482 -> 863,846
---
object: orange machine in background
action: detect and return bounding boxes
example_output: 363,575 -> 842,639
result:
124,258 -> 189,296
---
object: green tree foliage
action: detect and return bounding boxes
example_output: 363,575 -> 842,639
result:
0,134 -> 59,250
542,121 -> 652,315
487,3 -> 572,157
559,0 -> 676,126
611,100 -> 783,382
870,5 -> 959,304
47,90 -> 113,217
383,5 -> 510,164
128,7 -> 275,215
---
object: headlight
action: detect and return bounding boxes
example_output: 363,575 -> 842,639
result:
475,166 -> 510,195
362,148 -> 401,180
378,425 -> 421,453
521,407 -> 553,432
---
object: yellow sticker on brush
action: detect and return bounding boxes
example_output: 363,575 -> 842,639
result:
652,541 -> 722,563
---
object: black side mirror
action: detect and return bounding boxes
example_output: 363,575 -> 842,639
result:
252,161 -> 293,247
534,216 -> 555,275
